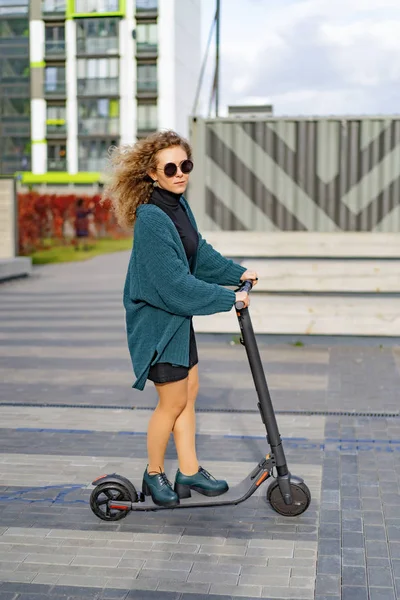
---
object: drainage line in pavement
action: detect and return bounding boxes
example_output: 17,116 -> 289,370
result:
0,401 -> 399,418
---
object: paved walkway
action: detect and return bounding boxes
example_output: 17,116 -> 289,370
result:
0,253 -> 400,600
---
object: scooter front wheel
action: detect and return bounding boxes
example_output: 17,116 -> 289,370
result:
267,480 -> 311,517
90,482 -> 135,521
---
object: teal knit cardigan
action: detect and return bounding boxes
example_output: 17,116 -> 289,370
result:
123,196 -> 246,390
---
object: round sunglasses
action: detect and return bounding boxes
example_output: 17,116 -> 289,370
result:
157,159 -> 194,178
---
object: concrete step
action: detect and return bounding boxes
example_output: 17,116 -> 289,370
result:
203,231 -> 400,258
194,294 -> 400,336
237,259 -> 400,293
0,257 -> 32,282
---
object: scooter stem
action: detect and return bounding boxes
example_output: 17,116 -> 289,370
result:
236,306 -> 293,505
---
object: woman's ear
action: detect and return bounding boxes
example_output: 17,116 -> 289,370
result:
146,169 -> 156,182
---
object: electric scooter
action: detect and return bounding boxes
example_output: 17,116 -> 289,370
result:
90,280 -> 311,521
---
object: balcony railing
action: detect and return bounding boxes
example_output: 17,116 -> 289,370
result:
77,37 -> 118,55
45,40 -> 66,56
137,121 -> 157,134
137,78 -> 157,94
0,157 -> 31,174
136,42 -> 157,55
79,117 -> 119,136
77,77 -> 118,96
46,121 -> 67,135
79,158 -> 107,171
1,116 -> 30,136
44,81 -> 66,95
0,41 -> 30,57
48,158 -> 67,171
42,0 -> 66,15
136,0 -> 157,12
0,82 -> 30,96
74,0 -> 119,13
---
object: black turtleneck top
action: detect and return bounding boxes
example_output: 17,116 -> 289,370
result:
149,187 -> 199,270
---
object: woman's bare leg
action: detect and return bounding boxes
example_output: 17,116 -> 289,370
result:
173,365 -> 200,475
147,378 -> 188,473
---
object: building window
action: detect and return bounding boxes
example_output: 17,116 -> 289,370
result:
74,0 -> 119,13
0,2 -> 29,16
45,65 -> 66,94
137,62 -> 157,93
78,138 -> 117,171
137,102 -> 157,133
78,98 -> 119,135
136,23 -> 157,53
45,25 -> 65,56
76,17 -> 118,55
0,17 -> 28,37
136,0 -> 157,11
1,58 -> 29,81
48,142 -> 67,171
46,103 -> 66,135
77,57 -> 118,95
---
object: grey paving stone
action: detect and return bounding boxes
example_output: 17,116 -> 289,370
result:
138,568 -> 188,582
369,588 -> 396,600
315,574 -> 340,595
209,583 -> 262,597
187,570 -> 239,585
366,541 -> 390,558
342,566 -> 367,586
342,548 -> 366,567
341,586 -> 368,600
368,566 -> 394,587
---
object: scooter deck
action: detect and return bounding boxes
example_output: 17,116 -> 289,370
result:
129,470 -> 270,511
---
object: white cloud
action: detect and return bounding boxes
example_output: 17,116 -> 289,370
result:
210,0 -> 400,116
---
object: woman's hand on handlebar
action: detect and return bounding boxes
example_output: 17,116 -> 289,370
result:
235,290 -> 250,308
240,270 -> 258,287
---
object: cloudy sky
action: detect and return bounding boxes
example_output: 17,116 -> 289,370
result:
200,0 -> 400,117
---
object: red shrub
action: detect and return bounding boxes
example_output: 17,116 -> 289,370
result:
18,192 -> 127,254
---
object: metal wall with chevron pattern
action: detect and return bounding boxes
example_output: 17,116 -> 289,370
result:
188,116 -> 400,232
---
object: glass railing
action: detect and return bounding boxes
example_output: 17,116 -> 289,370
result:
0,41 -> 30,57
77,37 -> 118,55
136,42 -> 157,54
79,117 -> 119,136
137,78 -> 157,93
42,0 -> 66,15
1,157 -> 31,173
136,0 -> 157,11
48,158 -> 67,171
79,158 -> 107,171
74,0 -> 119,13
77,77 -> 118,95
46,122 -> 67,135
137,122 -> 157,133
44,81 -> 66,95
45,40 -> 66,55
1,116 -> 30,136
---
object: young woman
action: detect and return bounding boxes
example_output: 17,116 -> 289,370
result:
104,130 -> 258,508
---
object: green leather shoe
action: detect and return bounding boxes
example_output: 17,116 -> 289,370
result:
174,466 -> 229,499
142,468 -> 179,507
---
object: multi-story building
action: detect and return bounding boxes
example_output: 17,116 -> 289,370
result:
0,0 -> 31,175
0,0 -> 201,184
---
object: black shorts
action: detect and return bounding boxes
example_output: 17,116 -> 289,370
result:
148,319 -> 198,384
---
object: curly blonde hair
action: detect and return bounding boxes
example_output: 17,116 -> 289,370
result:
102,130 -> 192,229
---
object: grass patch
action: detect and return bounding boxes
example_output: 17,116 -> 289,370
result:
30,238 -> 133,265
291,340 -> 304,347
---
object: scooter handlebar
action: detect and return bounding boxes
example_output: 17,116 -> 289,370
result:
235,279 -> 254,310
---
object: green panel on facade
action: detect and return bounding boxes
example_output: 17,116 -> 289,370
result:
17,171 -> 102,184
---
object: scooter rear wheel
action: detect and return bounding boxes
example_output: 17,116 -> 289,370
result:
90,482 -> 134,521
267,480 -> 311,517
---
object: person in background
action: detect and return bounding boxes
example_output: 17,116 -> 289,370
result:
74,198 -> 94,251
